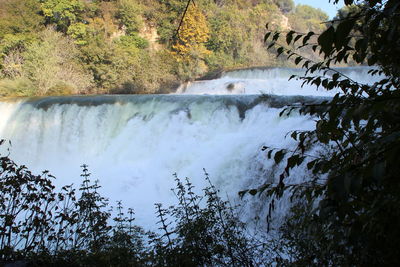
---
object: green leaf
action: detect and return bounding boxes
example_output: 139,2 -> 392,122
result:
287,155 -> 300,169
277,47 -> 284,56
302,31 -> 314,45
312,77 -> 321,87
318,26 -> 335,55
249,189 -> 258,196
286,31 -> 295,45
294,34 -> 303,44
294,56 -> 302,65
264,32 -> 272,42
274,150 -> 285,164
334,19 -> 356,49
332,73 -> 340,81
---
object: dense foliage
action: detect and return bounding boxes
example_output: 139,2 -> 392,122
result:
0,149 -> 147,266
243,0 -> 400,265
0,0 -> 329,97
1,143 -> 275,266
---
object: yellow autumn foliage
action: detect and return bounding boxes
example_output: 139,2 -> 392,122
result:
172,2 -> 211,63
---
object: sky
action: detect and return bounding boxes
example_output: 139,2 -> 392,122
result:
293,0 -> 345,18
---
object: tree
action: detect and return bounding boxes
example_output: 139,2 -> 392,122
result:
0,0 -> 44,73
0,0 -> 44,38
22,27 -> 92,95
40,0 -> 85,32
249,0 -> 400,265
171,1 -> 211,79
115,0 -> 143,35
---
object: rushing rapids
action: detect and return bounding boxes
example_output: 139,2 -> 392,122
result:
176,66 -> 380,95
0,67 -> 378,229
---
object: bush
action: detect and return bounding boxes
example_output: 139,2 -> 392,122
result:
22,28 -> 93,95
0,141 -> 271,266
0,78 -> 34,97
0,143 -> 147,266
151,172 -> 260,266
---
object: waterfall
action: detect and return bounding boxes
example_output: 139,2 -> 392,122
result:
176,66 -> 381,95
0,67 -> 378,229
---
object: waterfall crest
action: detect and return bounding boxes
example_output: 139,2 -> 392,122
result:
0,67 -> 377,228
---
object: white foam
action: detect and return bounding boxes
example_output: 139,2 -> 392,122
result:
0,96 -> 313,230
176,67 -> 382,96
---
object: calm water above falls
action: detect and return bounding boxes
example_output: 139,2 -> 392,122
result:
0,67 -> 378,229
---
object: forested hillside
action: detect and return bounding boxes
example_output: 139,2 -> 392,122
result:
0,0 -> 328,96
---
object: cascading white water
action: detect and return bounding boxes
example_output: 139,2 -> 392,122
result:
176,66 -> 382,95
0,67 -> 378,230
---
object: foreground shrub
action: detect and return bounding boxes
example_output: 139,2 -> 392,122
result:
0,142 -> 270,266
0,144 -> 147,266
151,171 -> 264,267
